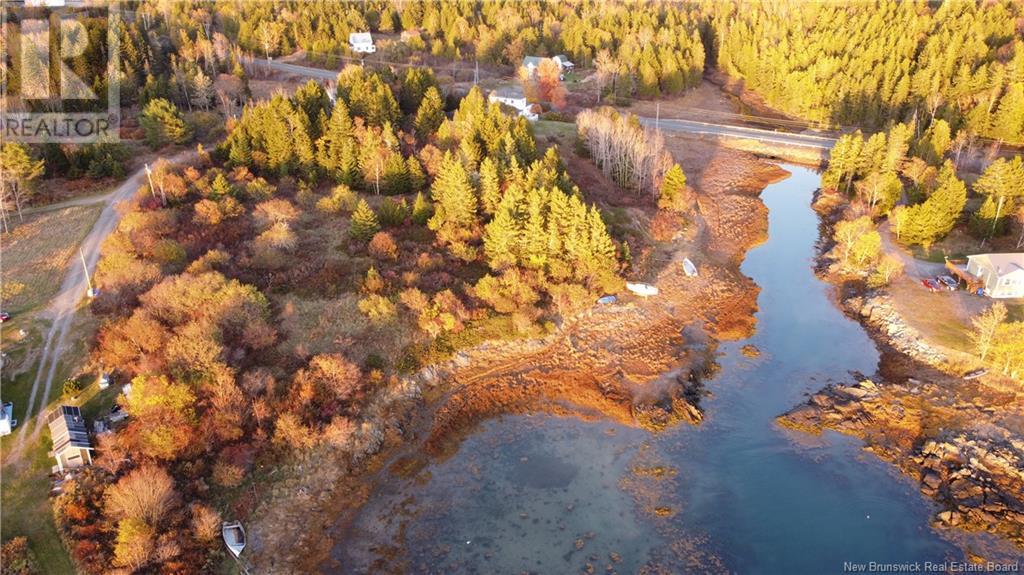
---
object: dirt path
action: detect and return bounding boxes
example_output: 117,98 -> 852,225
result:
878,220 -> 947,280
8,150 -> 195,461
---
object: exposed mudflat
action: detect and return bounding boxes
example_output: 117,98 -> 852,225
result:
245,139 -> 785,573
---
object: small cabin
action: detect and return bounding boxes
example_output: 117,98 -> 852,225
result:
349,32 -> 376,54
966,253 -> 1024,299
48,405 -> 93,473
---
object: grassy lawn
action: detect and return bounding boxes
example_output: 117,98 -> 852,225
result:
887,275 -> 979,354
1,311 -> 101,573
2,205 -> 103,315
534,119 -> 577,141
1,436 -> 75,575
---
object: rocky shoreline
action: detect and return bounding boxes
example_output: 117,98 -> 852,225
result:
779,188 -> 1024,557
245,143 -> 786,573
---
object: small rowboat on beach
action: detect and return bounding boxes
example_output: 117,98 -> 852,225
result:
682,258 -> 698,277
626,282 -> 659,297
222,521 -> 246,558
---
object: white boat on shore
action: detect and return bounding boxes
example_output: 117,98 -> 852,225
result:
626,282 -> 659,297
682,258 -> 698,277
222,521 -> 246,558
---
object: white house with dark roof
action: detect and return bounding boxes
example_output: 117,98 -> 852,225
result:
966,253 -> 1024,298
48,405 -> 93,473
489,87 -> 540,121
349,32 -> 376,54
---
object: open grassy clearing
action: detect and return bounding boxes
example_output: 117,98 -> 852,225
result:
275,293 -> 416,366
1,205 -> 103,315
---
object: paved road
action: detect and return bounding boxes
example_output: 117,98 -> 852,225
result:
638,117 -> 837,150
255,58 -> 838,151
10,150 -> 195,458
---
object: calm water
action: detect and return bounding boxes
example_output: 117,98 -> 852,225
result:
329,165 -> 961,574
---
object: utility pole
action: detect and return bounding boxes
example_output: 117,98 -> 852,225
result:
80,248 -> 96,298
144,162 -> 155,201
473,60 -> 479,86
655,102 -> 660,132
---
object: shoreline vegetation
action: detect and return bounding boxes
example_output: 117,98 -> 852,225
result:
4,1 -> 1023,572
250,140 -> 787,572
778,187 -> 1024,558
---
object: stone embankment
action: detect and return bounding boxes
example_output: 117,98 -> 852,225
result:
845,293 -> 947,366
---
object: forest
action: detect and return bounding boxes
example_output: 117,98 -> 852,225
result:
712,0 -> 1024,143
2,1 -> 1024,573
47,61 -> 646,570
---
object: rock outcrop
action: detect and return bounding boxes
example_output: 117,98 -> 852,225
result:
780,379 -> 1024,550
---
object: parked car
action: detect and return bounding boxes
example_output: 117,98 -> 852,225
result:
920,278 -> 942,292
936,275 -> 958,290
0,312 -> 10,323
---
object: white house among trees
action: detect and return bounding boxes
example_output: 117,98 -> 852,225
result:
967,253 -> 1024,298
349,32 -> 376,53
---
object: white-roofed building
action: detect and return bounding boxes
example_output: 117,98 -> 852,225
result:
966,253 -> 1024,298
349,32 -> 376,54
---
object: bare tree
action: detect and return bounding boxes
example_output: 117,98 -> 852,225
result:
576,108 -> 672,197
970,302 -> 1007,362
594,50 -> 618,103
105,463 -> 178,527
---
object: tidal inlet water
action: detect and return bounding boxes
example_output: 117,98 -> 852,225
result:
330,165 -> 964,574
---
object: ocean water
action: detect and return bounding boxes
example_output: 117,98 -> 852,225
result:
328,165 -> 963,574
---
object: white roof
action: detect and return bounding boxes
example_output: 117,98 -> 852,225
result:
968,253 -> 1024,277
349,32 -> 373,45
491,86 -> 525,99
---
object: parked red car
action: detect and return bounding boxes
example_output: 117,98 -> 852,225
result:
0,312 -> 10,323
920,278 -> 942,292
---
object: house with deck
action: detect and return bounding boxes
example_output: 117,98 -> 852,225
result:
349,32 -> 376,54
48,405 -> 93,473
966,253 -> 1024,298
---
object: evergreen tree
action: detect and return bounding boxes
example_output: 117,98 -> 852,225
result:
415,86 -> 445,136
140,98 -> 192,148
350,198 -> 380,241
411,191 -> 433,225
823,132 -> 864,192
428,152 -> 479,247
658,163 -> 690,213
483,207 -> 518,270
399,67 -> 438,115
992,83 -> 1024,144
407,156 -> 426,192
917,119 -> 951,166
479,157 -> 502,214
972,156 -> 1024,239
901,162 -> 966,248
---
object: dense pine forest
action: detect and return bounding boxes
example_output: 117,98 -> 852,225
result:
712,0 -> 1024,143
